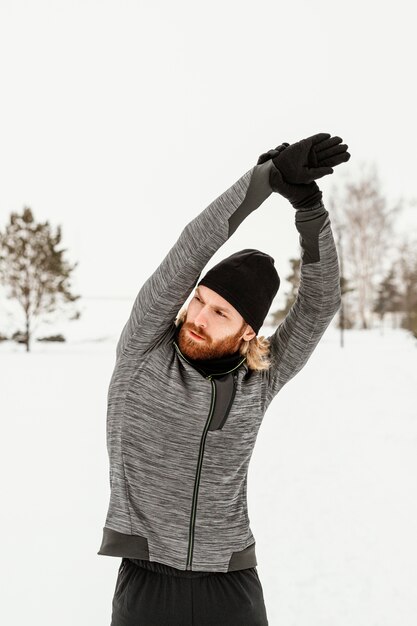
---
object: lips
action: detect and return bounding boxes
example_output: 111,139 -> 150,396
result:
189,329 -> 205,340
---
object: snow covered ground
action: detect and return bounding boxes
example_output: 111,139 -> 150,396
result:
1,300 -> 416,626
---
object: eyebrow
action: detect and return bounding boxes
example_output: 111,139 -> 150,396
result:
195,288 -> 232,314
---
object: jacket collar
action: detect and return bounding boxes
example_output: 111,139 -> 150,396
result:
172,340 -> 248,379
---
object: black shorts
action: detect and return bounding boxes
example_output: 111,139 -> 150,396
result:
110,557 -> 269,625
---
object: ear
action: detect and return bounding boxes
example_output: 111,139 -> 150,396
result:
242,325 -> 256,342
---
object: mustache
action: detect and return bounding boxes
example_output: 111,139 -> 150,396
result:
185,323 -> 207,339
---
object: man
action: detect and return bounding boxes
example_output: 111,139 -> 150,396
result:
99,133 -> 350,625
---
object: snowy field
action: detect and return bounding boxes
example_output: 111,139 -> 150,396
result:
1,299 -> 416,626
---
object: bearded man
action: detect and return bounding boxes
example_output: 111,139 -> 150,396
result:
98,133 -> 350,626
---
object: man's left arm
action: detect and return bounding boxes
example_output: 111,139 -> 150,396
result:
259,132 -> 349,411
260,200 -> 341,412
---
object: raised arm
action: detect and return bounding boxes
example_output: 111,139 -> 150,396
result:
261,200 -> 341,411
259,133 -> 350,410
116,159 -> 277,359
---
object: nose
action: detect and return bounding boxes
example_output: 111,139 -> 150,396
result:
194,308 -> 208,329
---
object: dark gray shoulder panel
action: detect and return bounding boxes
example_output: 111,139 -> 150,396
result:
228,161 -> 274,237
295,202 -> 329,264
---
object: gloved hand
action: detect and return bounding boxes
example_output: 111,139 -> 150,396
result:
258,133 -> 350,209
257,142 -> 290,165
272,132 -> 350,184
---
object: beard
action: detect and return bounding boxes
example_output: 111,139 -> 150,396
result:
176,319 -> 246,360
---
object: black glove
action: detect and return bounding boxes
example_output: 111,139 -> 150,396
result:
257,142 -> 290,165
270,166 -> 324,210
272,132 -> 349,184
258,133 -> 350,209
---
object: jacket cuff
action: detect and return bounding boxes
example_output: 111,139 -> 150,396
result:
295,201 -> 329,264
295,198 -> 326,213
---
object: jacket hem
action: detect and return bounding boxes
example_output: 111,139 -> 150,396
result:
97,527 -> 257,572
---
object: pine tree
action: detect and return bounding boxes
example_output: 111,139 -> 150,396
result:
270,257 -> 300,326
335,275 -> 356,330
398,242 -> 417,338
0,206 -> 81,352
373,267 -> 403,329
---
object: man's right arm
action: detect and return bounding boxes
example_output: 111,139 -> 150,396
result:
116,159 -> 276,360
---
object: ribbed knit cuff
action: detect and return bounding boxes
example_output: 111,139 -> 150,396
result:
296,198 -> 325,212
295,200 -> 327,224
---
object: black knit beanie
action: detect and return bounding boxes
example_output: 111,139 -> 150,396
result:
197,249 -> 280,335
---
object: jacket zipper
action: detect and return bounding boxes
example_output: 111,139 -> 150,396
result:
172,340 -> 246,570
186,375 -> 215,569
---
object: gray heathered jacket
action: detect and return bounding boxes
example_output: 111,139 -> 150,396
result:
97,158 -> 342,573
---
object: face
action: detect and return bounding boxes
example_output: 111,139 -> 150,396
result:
176,285 -> 256,360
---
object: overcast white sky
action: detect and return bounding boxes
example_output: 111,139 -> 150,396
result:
0,0 -> 416,304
